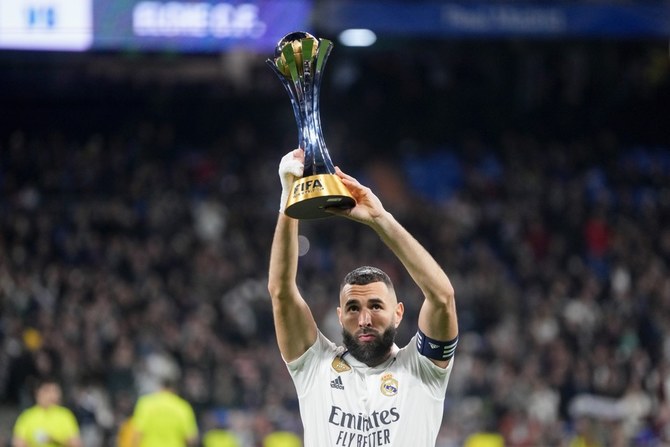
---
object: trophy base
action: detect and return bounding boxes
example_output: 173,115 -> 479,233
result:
285,174 -> 356,220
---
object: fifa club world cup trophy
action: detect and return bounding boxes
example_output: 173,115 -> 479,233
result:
267,31 -> 356,219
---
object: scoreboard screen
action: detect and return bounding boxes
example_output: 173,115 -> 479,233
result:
0,0 -> 312,52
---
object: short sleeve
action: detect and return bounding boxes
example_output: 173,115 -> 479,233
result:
286,331 -> 337,398
12,410 -> 30,440
181,399 -> 198,440
59,408 -> 80,439
401,335 -> 454,397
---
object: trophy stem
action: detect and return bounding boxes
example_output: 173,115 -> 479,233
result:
312,41 -> 333,167
266,58 -> 307,154
302,65 -> 317,175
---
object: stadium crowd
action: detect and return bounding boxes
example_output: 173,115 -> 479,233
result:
0,39 -> 669,446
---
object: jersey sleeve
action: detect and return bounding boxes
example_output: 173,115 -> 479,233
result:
59,408 -> 80,439
12,409 -> 30,441
131,396 -> 149,431
402,334 -> 455,397
285,331 -> 337,398
180,398 -> 199,440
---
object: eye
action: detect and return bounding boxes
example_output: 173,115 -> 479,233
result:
346,305 -> 359,312
371,303 -> 382,310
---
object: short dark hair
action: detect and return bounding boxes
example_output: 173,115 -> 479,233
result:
341,266 -> 394,291
160,376 -> 179,391
31,376 -> 60,395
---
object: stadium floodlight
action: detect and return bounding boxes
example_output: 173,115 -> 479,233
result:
338,28 -> 376,47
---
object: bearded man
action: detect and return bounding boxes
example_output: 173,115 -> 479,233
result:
268,149 -> 459,446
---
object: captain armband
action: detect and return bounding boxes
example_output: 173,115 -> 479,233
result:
416,329 -> 458,361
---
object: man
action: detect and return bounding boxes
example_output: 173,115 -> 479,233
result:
268,149 -> 459,446
131,378 -> 198,447
12,377 -> 82,447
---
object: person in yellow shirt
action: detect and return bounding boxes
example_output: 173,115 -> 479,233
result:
131,378 -> 199,447
116,416 -> 136,447
263,430 -> 301,447
202,428 -> 241,447
12,377 -> 82,447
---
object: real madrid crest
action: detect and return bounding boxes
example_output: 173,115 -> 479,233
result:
380,373 -> 398,396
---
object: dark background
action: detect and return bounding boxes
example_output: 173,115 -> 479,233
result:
1,2 -> 669,446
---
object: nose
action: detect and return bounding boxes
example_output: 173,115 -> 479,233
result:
358,309 -> 372,327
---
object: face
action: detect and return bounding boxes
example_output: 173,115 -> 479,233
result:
36,382 -> 61,407
337,281 -> 404,366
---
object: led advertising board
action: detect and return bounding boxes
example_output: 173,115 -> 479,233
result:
0,0 -> 93,51
94,0 -> 312,52
0,0 -> 310,52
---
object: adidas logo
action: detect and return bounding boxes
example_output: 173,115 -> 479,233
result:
330,376 -> 344,390
428,342 -> 439,350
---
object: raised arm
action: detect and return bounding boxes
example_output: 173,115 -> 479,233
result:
329,167 -> 458,367
267,149 -> 318,362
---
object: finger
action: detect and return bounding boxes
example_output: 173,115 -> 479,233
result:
279,150 -> 304,177
281,150 -> 299,165
291,149 -> 305,166
335,166 -> 358,183
286,160 -> 303,177
338,174 -> 362,190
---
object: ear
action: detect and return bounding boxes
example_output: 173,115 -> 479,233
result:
337,307 -> 343,327
394,302 -> 404,327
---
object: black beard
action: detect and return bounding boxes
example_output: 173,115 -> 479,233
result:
342,325 -> 397,366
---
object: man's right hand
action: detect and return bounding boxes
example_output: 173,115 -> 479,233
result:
278,148 -> 304,214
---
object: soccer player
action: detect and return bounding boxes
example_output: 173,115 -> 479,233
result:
12,377 -> 82,447
268,149 -> 459,446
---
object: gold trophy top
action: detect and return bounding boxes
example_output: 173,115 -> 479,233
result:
273,31 -> 319,78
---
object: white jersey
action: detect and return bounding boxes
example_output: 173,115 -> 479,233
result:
286,331 -> 454,447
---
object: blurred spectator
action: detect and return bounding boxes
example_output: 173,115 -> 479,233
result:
463,432 -> 504,447
115,416 -> 135,447
202,429 -> 241,447
262,431 -> 301,447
